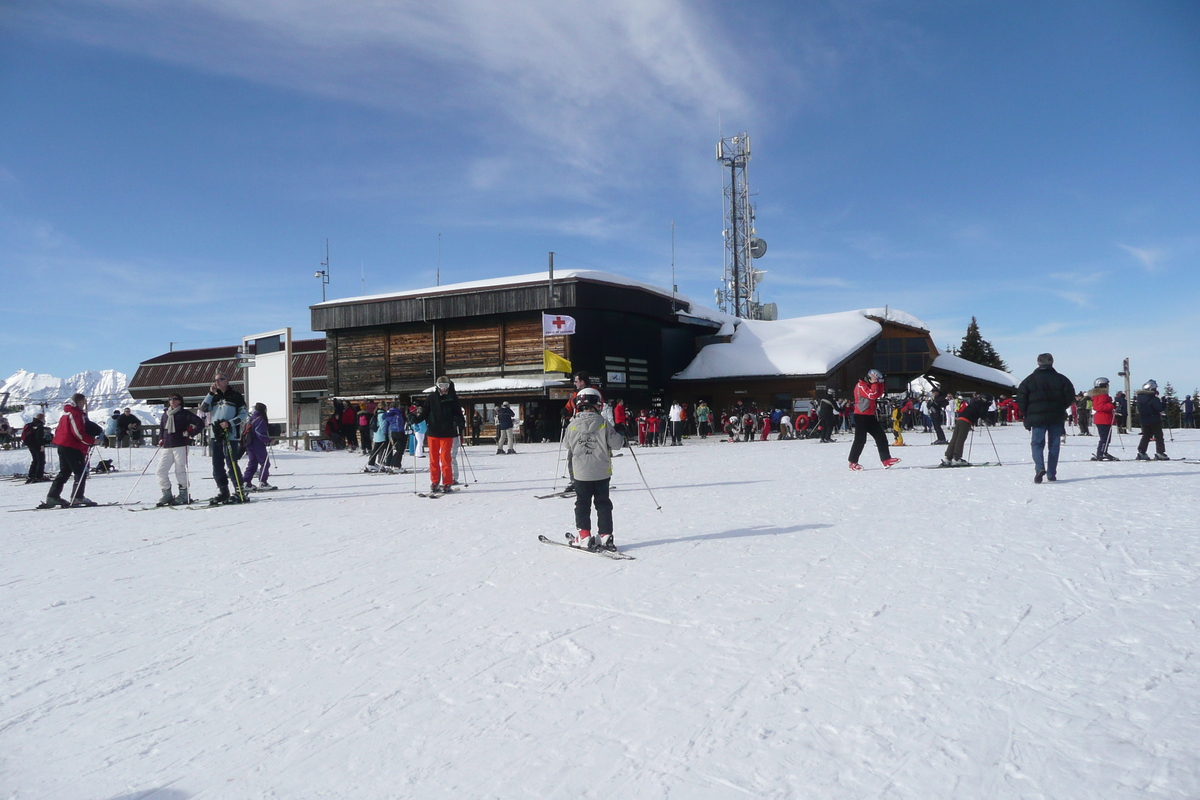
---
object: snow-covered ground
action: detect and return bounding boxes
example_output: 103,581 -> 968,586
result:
3,426 -> 1199,799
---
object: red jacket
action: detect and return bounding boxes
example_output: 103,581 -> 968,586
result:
614,402 -> 627,425
1092,392 -> 1115,426
853,380 -> 885,415
52,401 -> 97,454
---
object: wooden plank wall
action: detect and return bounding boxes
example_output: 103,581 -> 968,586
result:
336,329 -> 388,394
390,329 -> 434,385
444,323 -> 501,367
503,318 -> 566,366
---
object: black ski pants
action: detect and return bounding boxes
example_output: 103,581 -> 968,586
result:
574,478 -> 613,536
26,444 -> 45,480
48,445 -> 88,501
848,414 -> 891,465
932,415 -> 945,442
1096,424 -> 1113,458
1137,422 -> 1165,455
210,437 -> 243,492
387,432 -> 407,468
945,419 -> 972,461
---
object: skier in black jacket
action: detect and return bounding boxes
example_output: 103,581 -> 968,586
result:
1134,380 -> 1169,461
941,394 -> 990,466
1016,353 -> 1075,484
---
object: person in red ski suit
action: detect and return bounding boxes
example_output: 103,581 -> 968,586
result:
847,370 -> 898,470
41,393 -> 100,508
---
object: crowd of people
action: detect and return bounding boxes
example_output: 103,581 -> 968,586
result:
11,360 -> 1192,543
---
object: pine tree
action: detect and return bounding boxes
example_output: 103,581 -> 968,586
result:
1162,382 -> 1180,429
956,317 -> 1009,372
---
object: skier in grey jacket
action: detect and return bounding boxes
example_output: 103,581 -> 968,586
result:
563,387 -> 626,552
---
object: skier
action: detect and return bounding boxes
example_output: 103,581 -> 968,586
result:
669,402 -> 684,445
103,410 -> 120,448
496,401 -> 516,454
21,413 -> 47,483
1134,380 -> 1169,461
818,390 -> 837,443
1089,379 -> 1118,461
156,393 -> 204,505
929,390 -> 949,444
383,402 -> 407,471
890,404 -> 906,447
1182,395 -> 1195,428
240,403 -> 274,489
365,405 -> 389,471
563,387 -> 626,551
847,369 -> 900,471
421,376 -> 465,494
1114,390 -> 1129,434
941,393 -> 989,466
1016,353 -> 1076,484
695,401 -> 711,439
40,393 -> 100,508
199,372 -> 249,504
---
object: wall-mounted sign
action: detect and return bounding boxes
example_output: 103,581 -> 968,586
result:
607,371 -> 626,384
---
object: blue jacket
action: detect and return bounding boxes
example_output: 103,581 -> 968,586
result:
372,410 -> 388,443
384,407 -> 406,435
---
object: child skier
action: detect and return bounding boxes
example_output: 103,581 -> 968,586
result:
1090,379 -> 1118,461
564,387 -> 626,552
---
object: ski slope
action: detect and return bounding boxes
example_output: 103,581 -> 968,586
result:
2,426 -> 1198,799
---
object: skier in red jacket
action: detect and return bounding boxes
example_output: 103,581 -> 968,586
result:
40,393 -> 100,508
847,370 -> 900,471
1090,378 -> 1118,461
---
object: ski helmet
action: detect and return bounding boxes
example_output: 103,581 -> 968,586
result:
866,369 -> 884,382
1094,377 -> 1110,389
1143,379 -> 1157,391
575,387 -> 603,409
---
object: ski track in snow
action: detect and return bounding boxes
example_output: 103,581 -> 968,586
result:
1,430 -> 1199,799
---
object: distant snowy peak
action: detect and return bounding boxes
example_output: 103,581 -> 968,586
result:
2,369 -> 133,406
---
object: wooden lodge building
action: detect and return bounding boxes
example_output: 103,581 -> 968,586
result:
128,338 -> 329,430
310,270 -> 1016,434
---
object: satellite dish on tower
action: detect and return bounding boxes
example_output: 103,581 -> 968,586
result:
750,237 -> 767,259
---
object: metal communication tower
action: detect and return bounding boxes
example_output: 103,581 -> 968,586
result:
715,133 -> 768,319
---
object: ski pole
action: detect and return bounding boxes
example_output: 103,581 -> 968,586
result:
225,435 -> 247,501
983,422 -> 1002,465
551,419 -> 568,492
967,427 -> 974,462
623,437 -> 661,511
459,436 -> 478,483
121,443 -> 162,505
70,445 -> 99,506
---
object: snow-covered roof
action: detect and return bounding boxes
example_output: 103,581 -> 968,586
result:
420,377 -> 570,394
930,353 -> 1018,388
312,269 -> 692,309
674,309 -> 909,381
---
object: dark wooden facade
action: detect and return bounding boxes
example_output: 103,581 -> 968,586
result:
311,275 -> 720,408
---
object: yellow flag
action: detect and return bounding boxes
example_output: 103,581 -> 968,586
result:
543,350 -> 572,373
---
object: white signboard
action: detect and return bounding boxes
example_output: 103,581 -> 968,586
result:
242,327 -> 292,438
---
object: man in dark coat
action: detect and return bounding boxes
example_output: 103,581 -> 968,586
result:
22,413 -> 47,483
1134,380 -> 1169,461
1016,353 -> 1076,484
421,376 -> 465,493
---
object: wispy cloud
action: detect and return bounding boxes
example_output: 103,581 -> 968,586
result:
1033,322 -> 1067,336
1047,270 -> 1109,285
1117,244 -> 1165,271
17,0 -> 753,183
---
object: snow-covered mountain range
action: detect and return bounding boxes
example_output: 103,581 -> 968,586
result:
2,369 -> 159,428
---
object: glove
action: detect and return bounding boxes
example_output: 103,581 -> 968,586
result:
1024,421 -> 1032,431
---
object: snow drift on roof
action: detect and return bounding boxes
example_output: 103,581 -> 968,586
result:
931,353 -> 1018,388
312,269 -> 690,308
673,310 -> 889,380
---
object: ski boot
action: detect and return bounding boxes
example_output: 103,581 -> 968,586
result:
440,484 -> 454,493
175,489 -> 191,505
71,497 -> 98,507
569,530 -> 596,551
1153,453 -> 1170,461
156,490 -> 175,507
1102,453 -> 1119,461
951,458 -> 969,467
430,482 -> 442,495
848,462 -> 863,471
1135,452 -> 1151,461
596,533 -> 616,552
38,495 -> 70,510
209,487 -> 231,506
940,458 -> 953,467
882,458 -> 901,468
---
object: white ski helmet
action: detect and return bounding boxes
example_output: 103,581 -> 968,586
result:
575,387 -> 603,409
1094,377 -> 1110,389
866,369 -> 884,382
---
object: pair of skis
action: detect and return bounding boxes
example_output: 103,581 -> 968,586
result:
537,534 -> 635,560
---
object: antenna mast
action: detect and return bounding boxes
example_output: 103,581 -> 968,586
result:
715,133 -> 767,319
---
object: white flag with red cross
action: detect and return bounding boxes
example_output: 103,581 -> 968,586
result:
542,313 -> 576,336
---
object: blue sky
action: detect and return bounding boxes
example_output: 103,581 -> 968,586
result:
2,0 -> 1198,395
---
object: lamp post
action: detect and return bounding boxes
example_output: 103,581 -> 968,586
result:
315,239 -> 330,302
